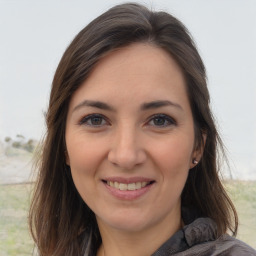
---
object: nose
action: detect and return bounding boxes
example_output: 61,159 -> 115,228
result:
108,126 -> 147,170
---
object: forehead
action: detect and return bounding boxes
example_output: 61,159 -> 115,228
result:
69,43 -> 190,111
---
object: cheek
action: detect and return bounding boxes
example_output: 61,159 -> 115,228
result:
66,136 -> 107,199
67,135 -> 106,174
149,133 -> 194,198
66,137 -> 106,206
151,133 -> 194,173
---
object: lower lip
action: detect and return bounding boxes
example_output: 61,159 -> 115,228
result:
103,182 -> 154,200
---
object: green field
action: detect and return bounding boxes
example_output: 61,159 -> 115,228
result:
0,181 -> 255,255
224,181 -> 256,248
0,184 -> 34,256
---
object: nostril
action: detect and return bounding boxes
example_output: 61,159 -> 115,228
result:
108,149 -> 147,170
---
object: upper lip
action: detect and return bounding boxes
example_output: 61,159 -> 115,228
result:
102,176 -> 155,184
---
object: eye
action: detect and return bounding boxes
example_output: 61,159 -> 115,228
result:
79,114 -> 109,127
147,114 -> 176,127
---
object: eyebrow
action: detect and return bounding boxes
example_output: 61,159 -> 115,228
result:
72,99 -> 183,113
72,100 -> 115,113
140,100 -> 183,111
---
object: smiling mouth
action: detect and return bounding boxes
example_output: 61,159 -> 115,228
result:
103,180 -> 155,191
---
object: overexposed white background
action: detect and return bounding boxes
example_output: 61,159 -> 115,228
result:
0,0 -> 255,179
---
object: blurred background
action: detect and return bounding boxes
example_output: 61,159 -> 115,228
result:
0,0 -> 255,254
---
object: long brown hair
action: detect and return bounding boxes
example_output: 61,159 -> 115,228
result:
29,3 -> 238,255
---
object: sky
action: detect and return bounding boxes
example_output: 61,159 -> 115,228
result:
0,0 -> 255,179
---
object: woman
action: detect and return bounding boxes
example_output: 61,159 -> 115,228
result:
29,3 -> 256,256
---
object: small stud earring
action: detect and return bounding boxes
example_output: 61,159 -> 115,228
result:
193,159 -> 198,165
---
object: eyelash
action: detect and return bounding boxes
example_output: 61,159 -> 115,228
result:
79,114 -> 109,127
78,113 -> 176,128
147,114 -> 177,127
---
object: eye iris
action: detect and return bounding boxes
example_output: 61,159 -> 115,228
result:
91,116 -> 102,125
153,117 -> 166,126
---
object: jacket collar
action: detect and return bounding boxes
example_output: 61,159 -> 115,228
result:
152,209 -> 218,255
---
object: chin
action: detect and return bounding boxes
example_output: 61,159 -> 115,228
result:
102,210 -> 172,235
111,220 -> 149,233
97,211 -> 151,232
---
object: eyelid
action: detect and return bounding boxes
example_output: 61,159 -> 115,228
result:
146,113 -> 177,127
78,113 -> 110,126
78,113 -> 176,128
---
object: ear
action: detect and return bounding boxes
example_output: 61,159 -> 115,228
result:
190,133 -> 207,169
65,150 -> 70,166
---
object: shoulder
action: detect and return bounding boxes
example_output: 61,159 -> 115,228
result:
212,234 -> 256,256
181,216 -> 256,256
176,234 -> 256,256
153,216 -> 256,256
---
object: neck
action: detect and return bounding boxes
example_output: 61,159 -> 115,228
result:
96,212 -> 183,256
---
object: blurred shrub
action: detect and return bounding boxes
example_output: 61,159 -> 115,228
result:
4,137 -> 11,143
12,141 -> 22,148
4,135 -> 37,153
16,134 -> 25,139
23,139 -> 35,153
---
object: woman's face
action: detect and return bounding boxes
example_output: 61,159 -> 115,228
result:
65,43 -> 199,234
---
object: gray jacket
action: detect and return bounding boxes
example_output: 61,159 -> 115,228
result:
152,217 -> 256,256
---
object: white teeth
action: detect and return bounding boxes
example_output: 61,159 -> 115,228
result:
119,183 -> 128,190
114,181 -> 119,189
135,182 -> 142,189
128,183 -> 136,190
142,181 -> 147,187
106,181 -> 151,191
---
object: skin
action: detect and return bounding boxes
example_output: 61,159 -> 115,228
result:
65,43 -> 203,256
